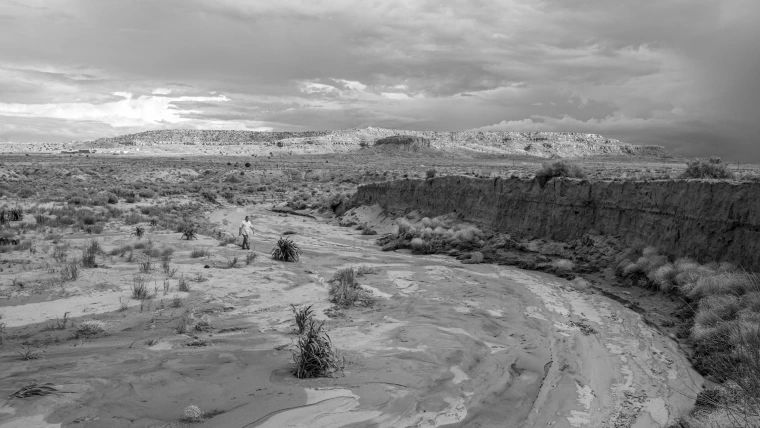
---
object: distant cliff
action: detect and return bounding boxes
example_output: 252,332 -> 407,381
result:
85,127 -> 670,159
352,176 -> 760,270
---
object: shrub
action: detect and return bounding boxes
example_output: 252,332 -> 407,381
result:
426,168 -> 437,179
131,226 -> 145,240
132,276 -> 149,299
271,237 -> 301,262
81,239 -> 101,268
76,320 -> 107,336
181,225 -> 197,240
61,261 -> 79,281
462,251 -> 485,264
681,157 -> 735,180
292,319 -> 343,378
329,268 -> 373,308
124,213 -> 142,225
226,256 -> 239,268
245,252 -> 257,265
535,161 -> 586,186
178,275 -> 190,292
182,405 -> 204,423
190,247 -> 210,258
649,263 -> 678,292
356,265 -> 379,276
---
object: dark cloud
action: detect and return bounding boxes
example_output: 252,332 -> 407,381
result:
0,0 -> 759,160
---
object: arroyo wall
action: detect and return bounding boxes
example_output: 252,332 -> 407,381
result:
353,176 -> 760,270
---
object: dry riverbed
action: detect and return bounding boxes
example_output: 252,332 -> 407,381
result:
0,205 -> 701,427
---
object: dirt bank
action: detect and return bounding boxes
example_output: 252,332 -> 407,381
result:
352,176 -> 760,270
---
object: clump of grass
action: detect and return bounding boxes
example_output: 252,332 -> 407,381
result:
462,251 -> 485,264
356,265 -> 379,276
190,247 -> 210,258
124,212 -> 143,225
17,344 -> 44,360
535,161 -> 587,186
178,275 -> 190,292
132,276 -> 149,299
76,319 -> 107,336
245,252 -> 257,265
328,267 -> 373,308
172,294 -> 182,308
271,237 -> 301,262
291,304 -> 314,335
60,261 -> 79,281
292,318 -> 343,378
680,157 -> 735,180
182,405 -> 204,423
227,256 -> 239,268
161,252 -> 173,274
138,256 -> 153,273
81,239 -> 101,268
52,244 -> 69,263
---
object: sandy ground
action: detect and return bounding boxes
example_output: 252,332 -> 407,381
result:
0,205 -> 702,427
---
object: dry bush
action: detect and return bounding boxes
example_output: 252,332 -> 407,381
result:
462,251 -> 485,264
355,265 -> 379,276
681,158 -> 735,180
182,405 -> 204,423
550,258 -> 574,271
687,272 -> 757,301
535,161 -> 587,186
329,267 -> 373,308
76,320 -> 107,336
190,247 -> 210,258
649,263 -> 678,292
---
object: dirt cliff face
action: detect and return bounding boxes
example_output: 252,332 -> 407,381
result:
353,176 -> 760,270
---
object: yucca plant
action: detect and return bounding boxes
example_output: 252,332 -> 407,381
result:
291,304 -> 314,335
181,225 -> 197,240
271,237 -> 301,262
131,226 -> 145,240
292,319 -> 343,378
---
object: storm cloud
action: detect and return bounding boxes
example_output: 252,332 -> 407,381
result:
0,0 -> 758,159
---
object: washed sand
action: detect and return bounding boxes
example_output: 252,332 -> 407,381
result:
0,204 -> 701,427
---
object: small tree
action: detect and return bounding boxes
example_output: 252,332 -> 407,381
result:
680,157 -> 735,180
535,161 -> 586,187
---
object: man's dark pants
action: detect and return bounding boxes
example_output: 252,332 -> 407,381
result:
242,235 -> 250,250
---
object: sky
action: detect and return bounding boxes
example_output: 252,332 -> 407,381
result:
0,0 -> 758,159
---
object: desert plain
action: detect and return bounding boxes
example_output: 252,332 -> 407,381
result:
0,131 -> 756,428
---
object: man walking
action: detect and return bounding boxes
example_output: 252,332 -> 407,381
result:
239,215 -> 254,250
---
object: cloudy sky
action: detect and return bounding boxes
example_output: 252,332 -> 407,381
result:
1,0 -> 758,159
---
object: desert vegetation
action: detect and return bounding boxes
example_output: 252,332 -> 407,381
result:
377,214 -> 486,254
271,236 -> 301,262
534,160 -> 587,186
616,246 -> 760,426
328,267 -> 374,308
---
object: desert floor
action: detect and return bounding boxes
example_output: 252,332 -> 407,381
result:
0,201 -> 702,428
